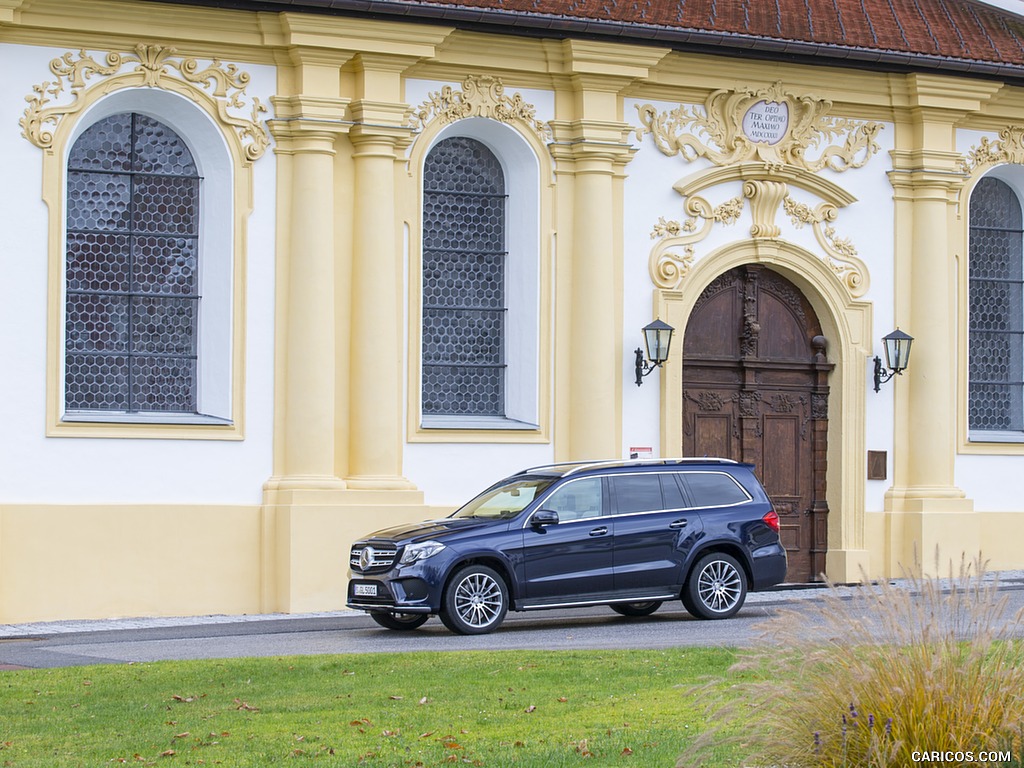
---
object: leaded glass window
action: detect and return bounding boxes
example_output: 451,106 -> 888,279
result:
65,113 -> 201,413
422,137 -> 507,416
969,176 -> 1024,433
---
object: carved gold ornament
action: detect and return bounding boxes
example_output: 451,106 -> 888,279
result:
959,127 -> 1024,174
647,172 -> 867,296
782,196 -> 868,296
22,44 -> 269,160
648,194 -> 745,290
411,75 -> 550,140
636,81 -> 882,173
638,82 -> 875,298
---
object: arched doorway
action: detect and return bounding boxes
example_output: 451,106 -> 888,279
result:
682,265 -> 833,582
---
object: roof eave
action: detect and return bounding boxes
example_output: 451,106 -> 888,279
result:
139,0 -> 1024,83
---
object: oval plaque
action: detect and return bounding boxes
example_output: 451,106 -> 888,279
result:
742,100 -> 789,145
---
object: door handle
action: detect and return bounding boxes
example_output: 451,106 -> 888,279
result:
589,526 -> 609,537
669,519 -> 688,529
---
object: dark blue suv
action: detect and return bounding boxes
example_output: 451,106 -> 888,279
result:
347,458 -> 786,634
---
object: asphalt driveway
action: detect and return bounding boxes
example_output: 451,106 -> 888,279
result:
3,579 -> 1024,669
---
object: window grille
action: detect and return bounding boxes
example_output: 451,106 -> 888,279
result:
422,137 -> 507,416
65,113 -> 201,413
969,176 -> 1024,432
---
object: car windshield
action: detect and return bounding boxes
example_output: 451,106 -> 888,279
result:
450,477 -> 556,520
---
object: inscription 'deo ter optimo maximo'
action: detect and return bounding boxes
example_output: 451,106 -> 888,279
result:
742,100 -> 790,145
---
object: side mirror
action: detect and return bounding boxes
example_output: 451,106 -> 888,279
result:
531,509 -> 559,527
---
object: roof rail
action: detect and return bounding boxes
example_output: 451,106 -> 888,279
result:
514,460 -> 596,475
517,457 -> 739,477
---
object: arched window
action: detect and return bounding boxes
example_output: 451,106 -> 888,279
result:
65,112 -> 201,415
969,175 -> 1024,437
421,136 -> 508,418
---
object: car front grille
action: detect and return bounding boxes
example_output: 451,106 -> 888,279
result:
350,544 -> 398,573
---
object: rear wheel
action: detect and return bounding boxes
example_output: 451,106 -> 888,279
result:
682,552 -> 747,619
370,611 -> 429,631
610,601 -> 663,617
439,565 -> 508,635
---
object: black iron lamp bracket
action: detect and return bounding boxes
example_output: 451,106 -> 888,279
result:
635,347 -> 662,387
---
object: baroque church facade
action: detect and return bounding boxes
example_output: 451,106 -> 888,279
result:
2,0 -> 1024,621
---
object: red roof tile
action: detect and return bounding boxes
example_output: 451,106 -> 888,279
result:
393,0 -> 1024,66
144,0 -> 1024,75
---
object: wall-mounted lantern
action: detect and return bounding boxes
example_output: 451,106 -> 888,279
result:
634,319 -> 675,387
873,328 -> 914,392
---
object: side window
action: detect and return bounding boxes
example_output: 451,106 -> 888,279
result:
969,175 -> 1024,436
661,474 -> 687,509
65,112 -> 200,415
541,478 -> 604,522
683,472 -> 751,507
610,474 -> 664,514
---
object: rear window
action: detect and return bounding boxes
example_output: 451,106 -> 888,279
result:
683,472 -> 750,507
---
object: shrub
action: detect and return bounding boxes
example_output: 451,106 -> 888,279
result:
679,555 -> 1024,767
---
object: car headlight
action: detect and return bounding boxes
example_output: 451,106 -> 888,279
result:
399,540 -> 446,566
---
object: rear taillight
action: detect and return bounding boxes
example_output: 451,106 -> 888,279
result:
762,509 -> 780,533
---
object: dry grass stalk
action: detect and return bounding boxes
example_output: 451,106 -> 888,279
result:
679,554 -> 1024,767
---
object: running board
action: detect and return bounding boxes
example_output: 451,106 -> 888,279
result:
516,593 -> 677,611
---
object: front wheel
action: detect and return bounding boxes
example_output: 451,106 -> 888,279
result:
682,552 -> 747,619
370,611 -> 429,631
439,565 -> 509,635
610,601 -> 663,617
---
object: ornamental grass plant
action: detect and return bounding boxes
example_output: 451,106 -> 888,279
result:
680,554 -> 1024,768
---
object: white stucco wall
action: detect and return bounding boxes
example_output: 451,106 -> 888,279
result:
0,43 -> 276,505
622,97 -> 897,513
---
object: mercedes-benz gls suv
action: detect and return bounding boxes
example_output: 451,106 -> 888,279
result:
347,458 -> 787,635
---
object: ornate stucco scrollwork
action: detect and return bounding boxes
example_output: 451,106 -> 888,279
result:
783,195 -> 869,296
635,81 -> 882,173
411,75 -> 551,141
648,194 -> 745,289
744,179 -> 788,238
959,126 -> 1024,174
637,82 -> 876,300
21,44 -> 269,160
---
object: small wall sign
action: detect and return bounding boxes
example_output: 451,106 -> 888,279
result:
742,100 -> 789,145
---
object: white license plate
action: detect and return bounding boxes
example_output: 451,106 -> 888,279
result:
354,583 -> 377,597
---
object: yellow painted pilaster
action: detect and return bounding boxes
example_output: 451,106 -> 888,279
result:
549,42 -> 667,462
263,48 -> 354,612
347,55 -> 418,490
260,26 -> 449,613
266,53 -> 352,492
884,74 -> 999,573
551,116 -> 633,460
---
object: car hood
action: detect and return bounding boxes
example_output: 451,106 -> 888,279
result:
357,517 -> 509,545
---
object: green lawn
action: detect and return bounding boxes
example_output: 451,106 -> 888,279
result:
0,648 -> 745,767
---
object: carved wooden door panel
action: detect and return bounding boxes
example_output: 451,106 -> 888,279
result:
682,266 -> 833,583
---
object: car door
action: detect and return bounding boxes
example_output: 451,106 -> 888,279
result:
610,472 -> 703,593
520,476 -> 613,602
678,470 -> 755,543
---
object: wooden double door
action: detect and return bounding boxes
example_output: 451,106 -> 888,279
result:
682,266 -> 832,583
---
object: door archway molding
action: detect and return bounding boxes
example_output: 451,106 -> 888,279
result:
654,238 -> 873,582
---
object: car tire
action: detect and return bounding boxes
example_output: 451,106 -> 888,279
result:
682,552 -> 747,619
370,611 -> 429,631
610,601 -> 663,617
439,564 -> 509,635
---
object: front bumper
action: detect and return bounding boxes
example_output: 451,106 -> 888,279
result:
347,572 -> 436,614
